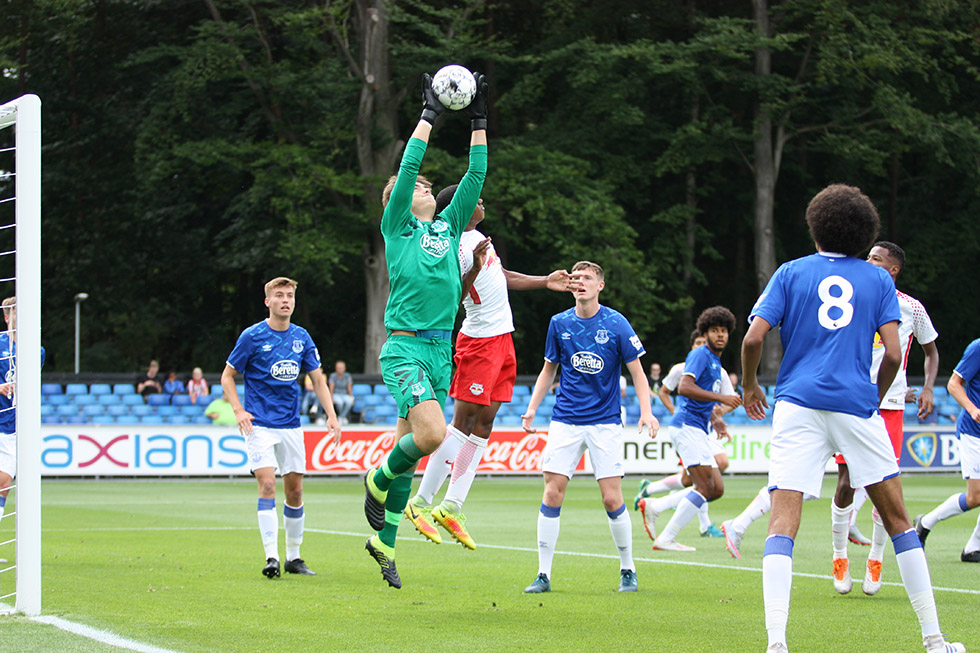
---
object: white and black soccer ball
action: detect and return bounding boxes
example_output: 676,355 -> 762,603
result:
431,65 -> 477,111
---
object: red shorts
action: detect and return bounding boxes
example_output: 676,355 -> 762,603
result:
449,332 -> 517,406
834,409 -> 904,465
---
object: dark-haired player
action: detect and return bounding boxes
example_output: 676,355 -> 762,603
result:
648,307 -> 741,551
741,184 -> 962,653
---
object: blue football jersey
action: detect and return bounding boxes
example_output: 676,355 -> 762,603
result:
0,332 -> 46,435
544,305 -> 645,425
672,345 -> 723,432
952,338 -> 980,439
226,321 -> 322,429
750,252 -> 900,418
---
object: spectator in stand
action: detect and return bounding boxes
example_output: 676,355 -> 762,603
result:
649,362 -> 662,394
136,360 -> 163,398
163,370 -> 184,395
328,360 -> 355,425
187,367 -> 209,405
205,389 -> 237,425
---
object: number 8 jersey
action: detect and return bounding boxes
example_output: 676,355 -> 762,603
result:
749,252 -> 900,418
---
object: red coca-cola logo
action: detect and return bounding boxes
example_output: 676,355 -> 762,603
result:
307,430 -> 398,472
480,432 -> 546,472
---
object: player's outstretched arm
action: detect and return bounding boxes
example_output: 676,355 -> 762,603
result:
221,364 -> 253,435
948,372 -> 980,425
522,361 -> 558,433
918,340 -> 939,418
626,357 -> 659,438
503,268 -> 577,292
309,368 -> 341,443
741,316 -> 771,420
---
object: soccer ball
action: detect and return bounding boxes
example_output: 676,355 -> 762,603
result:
431,65 -> 477,111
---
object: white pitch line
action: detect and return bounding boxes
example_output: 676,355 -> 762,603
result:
305,527 -> 980,596
31,615 -> 180,653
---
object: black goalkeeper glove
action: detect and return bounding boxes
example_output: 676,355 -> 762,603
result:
420,73 -> 447,126
467,72 -> 489,131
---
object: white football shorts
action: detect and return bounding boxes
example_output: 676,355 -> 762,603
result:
0,431 -> 14,479
245,426 -> 306,475
958,432 -> 980,479
768,400 -> 898,498
541,421 -> 624,480
669,423 -> 717,468
709,436 -> 726,459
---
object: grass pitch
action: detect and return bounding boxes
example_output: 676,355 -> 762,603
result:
1,474 -> 977,652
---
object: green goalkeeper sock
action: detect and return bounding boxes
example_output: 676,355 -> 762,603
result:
373,434 -> 424,491
378,469 -> 415,547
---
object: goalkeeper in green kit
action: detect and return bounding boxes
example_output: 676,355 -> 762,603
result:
363,70 -> 489,588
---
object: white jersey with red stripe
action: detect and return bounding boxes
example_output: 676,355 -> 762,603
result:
458,229 -> 514,338
871,289 -> 938,410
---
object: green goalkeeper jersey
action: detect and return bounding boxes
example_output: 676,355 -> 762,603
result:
382,137 -> 487,332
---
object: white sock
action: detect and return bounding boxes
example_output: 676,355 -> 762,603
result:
537,504 -> 561,577
257,498 -> 279,560
923,493 -> 968,530
444,433 -> 487,511
659,490 -> 705,541
607,505 -> 634,571
831,500 -> 851,558
732,486 -> 771,535
892,529 -> 941,638
644,472 -> 685,496
697,502 -> 712,533
965,512 -> 980,554
849,487 -> 868,527
414,425 -> 467,506
651,489 -> 688,513
284,503 -> 304,561
868,506 -> 887,562
763,535 -> 794,648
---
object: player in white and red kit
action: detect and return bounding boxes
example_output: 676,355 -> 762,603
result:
404,185 -> 574,549
830,241 -> 939,596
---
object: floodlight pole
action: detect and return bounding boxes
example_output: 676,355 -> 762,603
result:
73,293 -> 88,374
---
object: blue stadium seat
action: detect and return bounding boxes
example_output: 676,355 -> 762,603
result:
299,415 -> 310,425
141,415 -> 165,425
66,415 -> 86,424
374,405 -> 397,422
168,415 -> 190,425
107,405 -> 127,417
540,394 -> 556,407
97,394 -> 122,406
499,414 -> 524,427
373,384 -> 389,395
192,415 -> 211,425
122,394 -> 144,406
41,383 -> 62,395
180,405 -> 203,416
147,394 -> 170,406
89,383 -> 112,396
92,415 -> 115,425
171,394 -> 192,406
651,404 -> 668,418
157,406 -> 179,417
361,394 -> 383,407
40,404 -> 54,416
82,405 -> 104,417
41,415 -> 61,424
210,385 -> 223,395
56,405 -> 77,417
73,394 -> 97,406
511,385 -> 530,397
131,405 -> 153,417
45,394 -> 70,406
236,384 -> 245,396
113,383 -> 136,395
352,383 -> 372,397
65,383 -> 88,395
360,407 -> 376,424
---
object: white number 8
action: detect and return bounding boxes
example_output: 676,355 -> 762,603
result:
817,275 -> 854,330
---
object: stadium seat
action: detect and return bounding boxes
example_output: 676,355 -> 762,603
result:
122,394 -> 144,406
360,407 -> 376,423
147,394 -> 170,406
511,385 -> 530,397
373,384 -> 389,395
180,405 -> 204,416
46,394 -> 70,406
352,383 -> 372,397
157,406 -> 179,417
192,415 -> 211,425
89,383 -> 112,396
73,394 -> 97,406
41,383 -> 62,395
172,394 -> 192,406
361,394 -> 383,407
168,415 -> 191,425
140,415 -> 165,425
66,415 -> 86,424
41,415 -> 61,424
92,415 -> 115,425
97,394 -> 122,406
56,405 -> 78,417
82,405 -> 104,417
299,415 -> 310,425
40,404 -> 54,416
65,383 -> 88,395
235,384 -> 245,396
131,405 -> 153,417
113,383 -> 137,395
107,405 -> 127,417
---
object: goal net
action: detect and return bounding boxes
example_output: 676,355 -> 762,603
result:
0,94 -> 41,616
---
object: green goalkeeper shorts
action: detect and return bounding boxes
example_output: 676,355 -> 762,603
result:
379,333 -> 453,419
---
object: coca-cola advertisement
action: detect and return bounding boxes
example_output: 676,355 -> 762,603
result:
304,427 -> 585,475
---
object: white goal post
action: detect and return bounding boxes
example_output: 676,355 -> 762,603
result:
0,93 -> 41,616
